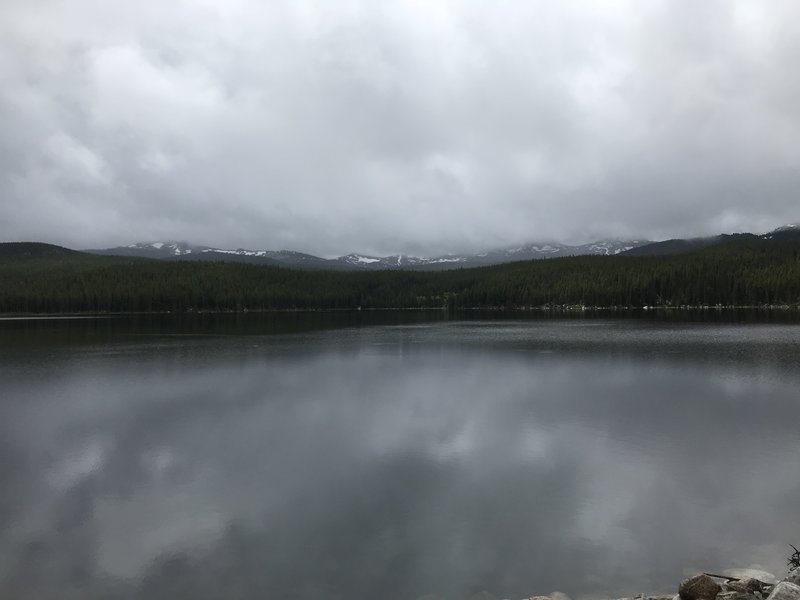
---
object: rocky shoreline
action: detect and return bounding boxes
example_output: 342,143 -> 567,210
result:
518,567 -> 800,600
413,568 -> 800,600
675,570 -> 799,600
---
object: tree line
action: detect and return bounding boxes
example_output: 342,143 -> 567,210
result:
1,239 -> 799,313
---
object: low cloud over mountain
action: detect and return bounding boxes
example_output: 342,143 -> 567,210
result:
2,2 -> 800,254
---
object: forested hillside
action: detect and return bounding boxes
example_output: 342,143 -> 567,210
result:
0,242 -> 84,259
1,239 -> 799,313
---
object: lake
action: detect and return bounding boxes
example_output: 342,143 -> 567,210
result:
1,312 -> 799,600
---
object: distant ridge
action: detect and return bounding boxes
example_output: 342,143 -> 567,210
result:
84,226 -> 800,269
8,224 -> 798,268
763,223 -> 800,240
0,242 -> 84,259
83,239 -> 652,270
621,233 -> 758,256
622,225 -> 800,257
83,241 -> 334,269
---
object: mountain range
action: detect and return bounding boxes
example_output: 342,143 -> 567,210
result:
81,225 -> 800,270
83,239 -> 652,270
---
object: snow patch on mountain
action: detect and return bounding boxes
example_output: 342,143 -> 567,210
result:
204,248 -> 270,257
341,254 -> 382,265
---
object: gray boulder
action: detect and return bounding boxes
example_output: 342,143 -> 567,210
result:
726,580 -> 765,595
680,574 -> 722,600
787,569 -> 800,586
766,582 -> 800,600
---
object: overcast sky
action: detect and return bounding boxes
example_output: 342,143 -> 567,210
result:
1,1 -> 799,256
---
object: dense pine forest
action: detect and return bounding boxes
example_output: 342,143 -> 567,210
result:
1,239 -> 800,313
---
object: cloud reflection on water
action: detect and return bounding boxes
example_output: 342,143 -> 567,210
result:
1,320 -> 799,599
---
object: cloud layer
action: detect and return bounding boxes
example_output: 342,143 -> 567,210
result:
2,1 -> 799,255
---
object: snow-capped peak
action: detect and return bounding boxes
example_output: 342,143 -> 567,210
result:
125,241 -> 194,255
340,254 -> 382,265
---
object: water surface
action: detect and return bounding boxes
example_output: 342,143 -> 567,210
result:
1,313 -> 799,600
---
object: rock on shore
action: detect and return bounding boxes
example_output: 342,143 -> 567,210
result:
584,567 -> 799,600
416,566 -> 800,600
517,565 -> 799,600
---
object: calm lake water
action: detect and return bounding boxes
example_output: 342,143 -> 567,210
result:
1,312 -> 799,600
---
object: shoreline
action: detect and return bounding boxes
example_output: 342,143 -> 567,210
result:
2,305 -> 800,319
505,567 -> 800,600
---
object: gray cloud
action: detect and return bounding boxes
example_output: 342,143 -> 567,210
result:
1,1 -> 799,256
